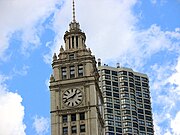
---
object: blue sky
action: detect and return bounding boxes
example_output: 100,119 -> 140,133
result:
0,0 -> 180,135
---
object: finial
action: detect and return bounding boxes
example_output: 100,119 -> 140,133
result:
72,0 -> 76,22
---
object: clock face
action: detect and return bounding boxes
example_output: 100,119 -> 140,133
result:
62,88 -> 83,107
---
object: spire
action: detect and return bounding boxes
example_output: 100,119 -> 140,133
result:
72,0 -> 76,22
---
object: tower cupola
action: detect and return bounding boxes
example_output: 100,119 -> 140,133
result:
64,0 -> 86,51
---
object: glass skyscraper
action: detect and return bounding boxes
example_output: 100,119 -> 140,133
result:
98,63 -> 154,135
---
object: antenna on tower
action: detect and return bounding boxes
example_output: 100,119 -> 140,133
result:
72,0 -> 76,22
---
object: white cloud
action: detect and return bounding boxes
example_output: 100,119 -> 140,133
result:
0,0 -> 59,59
33,115 -> 49,135
149,58 -> 180,134
169,57 -> 180,95
0,75 -> 26,135
12,65 -> 29,76
171,111 -> 180,135
48,0 -> 180,69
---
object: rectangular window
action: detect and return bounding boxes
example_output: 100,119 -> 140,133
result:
105,80 -> 111,85
80,125 -> 85,132
69,54 -> 74,60
76,36 -> 78,48
112,71 -> 117,76
70,66 -> 75,78
71,126 -> 77,133
78,65 -> 83,77
62,115 -> 68,123
63,127 -> 68,135
80,112 -> 85,120
61,67 -> 67,79
72,36 -> 74,48
71,114 -> 76,121
104,69 -> 110,74
69,37 -> 71,49
112,82 -> 118,87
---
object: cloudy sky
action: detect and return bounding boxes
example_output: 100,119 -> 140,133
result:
0,0 -> 180,135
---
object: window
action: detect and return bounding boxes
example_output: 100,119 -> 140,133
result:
138,114 -> 144,119
115,122 -> 121,126
112,82 -> 118,87
105,80 -> 111,85
108,126 -> 114,131
132,111 -> 137,116
139,120 -> 145,125
138,109 -> 144,114
114,99 -> 120,104
135,75 -> 140,81
114,104 -> 120,109
62,115 -> 67,123
107,103 -> 113,108
112,76 -> 118,81
104,69 -> 110,74
133,123 -> 138,128
107,120 -> 114,125
144,99 -> 150,104
121,93 -> 129,98
123,121 -> 132,127
129,83 -> 134,88
105,86 -> 111,91
135,81 -> 141,86
121,82 -> 128,86
128,72 -> 134,77
80,125 -> 85,132
105,75 -> 111,79
147,127 -> 153,132
122,110 -> 130,115
71,126 -> 77,133
142,82 -> 148,87
69,54 -> 74,60
136,92 -> 142,97
115,116 -> 121,121
113,87 -> 119,92
72,36 -> 74,48
143,93 -> 150,98
144,104 -> 151,109
104,91 -> 112,96
122,116 -> 131,121
104,97 -> 112,103
120,87 -> 128,92
105,114 -> 114,120
141,77 -> 148,82
139,126 -> 145,131
119,71 -> 127,75
61,67 -> 67,79
68,37 -> 71,49
112,71 -> 117,76
70,66 -> 75,78
129,77 -> 134,82
145,110 -> 152,115
106,109 -> 113,113
113,93 -> 119,98
121,104 -> 130,109
63,127 -> 68,135
80,112 -> 85,120
76,36 -> 78,48
71,114 -> 76,121
114,110 -> 120,115
123,127 -> 132,133
78,65 -> 83,77
146,116 -> 152,121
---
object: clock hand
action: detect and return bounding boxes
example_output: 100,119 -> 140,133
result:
65,92 -> 77,102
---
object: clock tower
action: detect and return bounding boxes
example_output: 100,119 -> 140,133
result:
49,0 -> 104,135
